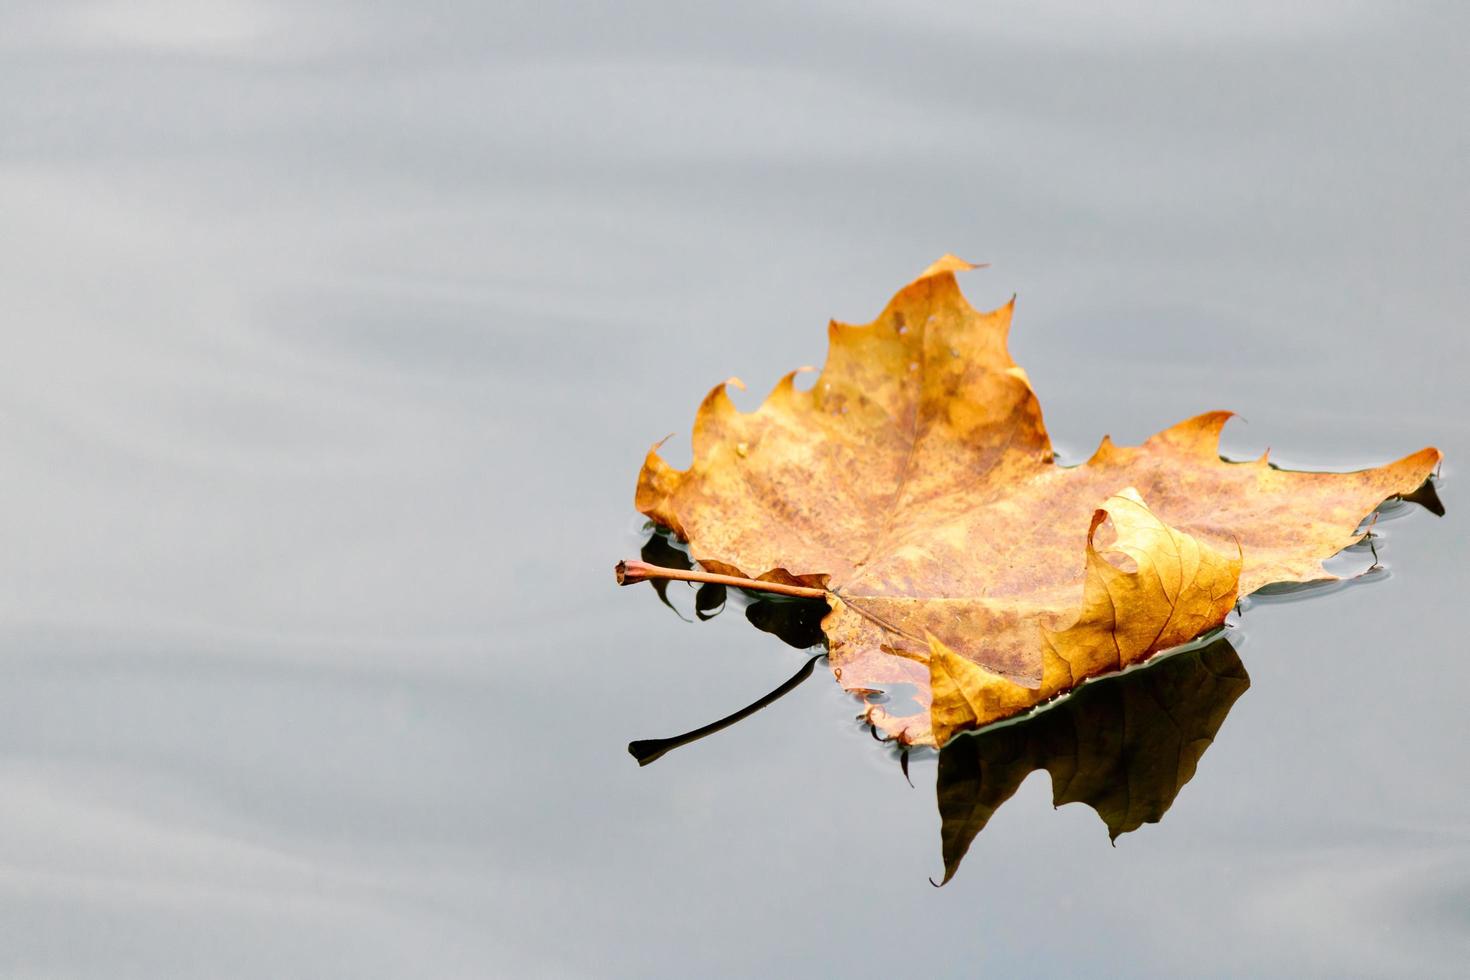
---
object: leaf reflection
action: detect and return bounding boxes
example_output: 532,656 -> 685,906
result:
628,596 -> 1247,879
934,634 -> 1248,884
628,654 -> 824,766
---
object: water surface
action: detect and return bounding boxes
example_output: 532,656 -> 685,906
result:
1,2 -> 1466,976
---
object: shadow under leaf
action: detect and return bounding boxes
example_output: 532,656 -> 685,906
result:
934,634 -> 1249,885
1398,476 -> 1445,517
639,529 -> 695,621
638,524 -> 831,649
745,594 -> 828,649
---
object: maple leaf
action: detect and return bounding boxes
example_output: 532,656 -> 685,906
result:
625,257 -> 1440,747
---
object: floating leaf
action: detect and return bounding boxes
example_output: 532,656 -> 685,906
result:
625,258 -> 1440,746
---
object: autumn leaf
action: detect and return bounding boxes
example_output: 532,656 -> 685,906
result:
623,257 -> 1440,747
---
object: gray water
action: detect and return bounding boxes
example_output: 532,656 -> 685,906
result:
1,2 -> 1467,976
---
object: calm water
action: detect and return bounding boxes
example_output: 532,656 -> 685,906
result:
1,2 -> 1466,976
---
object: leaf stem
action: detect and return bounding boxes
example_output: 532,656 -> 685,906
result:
614,559 -> 828,600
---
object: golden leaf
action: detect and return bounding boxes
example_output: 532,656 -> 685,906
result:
630,258 -> 1440,747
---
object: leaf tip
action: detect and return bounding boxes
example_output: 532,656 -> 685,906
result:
917,254 -> 985,280
1144,410 -> 1237,460
770,365 -> 818,402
